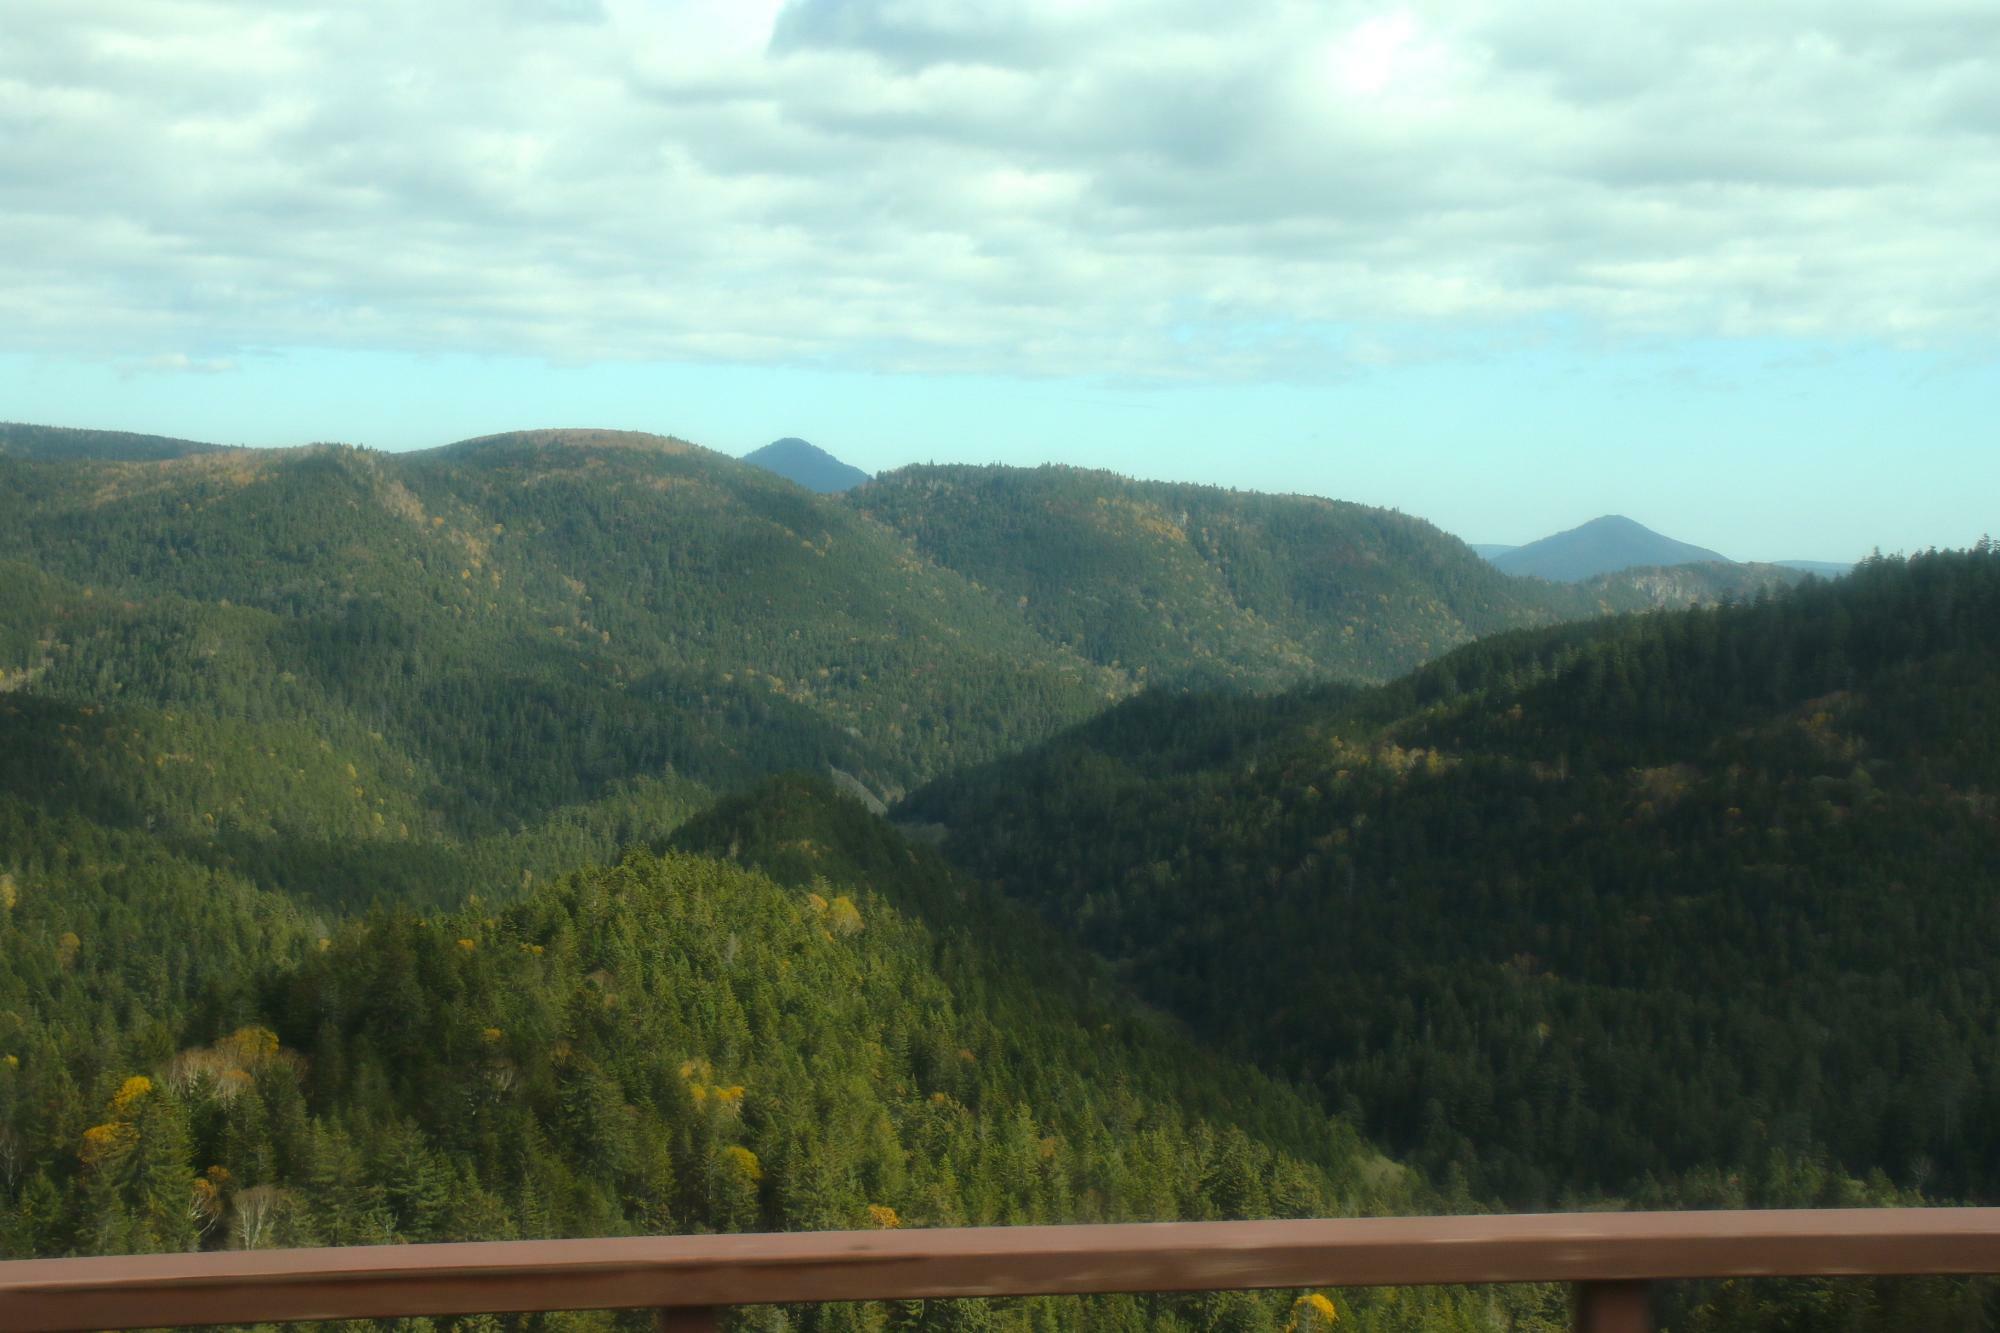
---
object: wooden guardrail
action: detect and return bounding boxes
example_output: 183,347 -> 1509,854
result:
4,1209 -> 2000,1332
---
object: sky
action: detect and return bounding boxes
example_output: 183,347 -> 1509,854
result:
3,0 -> 1996,561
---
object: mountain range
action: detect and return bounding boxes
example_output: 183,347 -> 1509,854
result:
1,419 -> 1981,1330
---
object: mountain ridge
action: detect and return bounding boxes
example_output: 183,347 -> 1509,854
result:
0,420 -> 233,461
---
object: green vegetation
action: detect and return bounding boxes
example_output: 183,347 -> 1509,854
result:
908,548 -> 2000,1213
851,465 -> 1798,688
0,773 -> 1555,1331
0,421 -> 228,461
850,464 -> 1549,687
0,434 -> 1785,852
0,434 -> 1136,824
0,424 -> 1988,1329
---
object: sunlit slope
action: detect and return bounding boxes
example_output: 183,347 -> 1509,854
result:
850,464 -> 1801,689
0,435 -> 1124,813
849,463 -> 1551,686
0,772 -> 1545,1331
398,431 -> 1126,785
907,548 -> 2000,1207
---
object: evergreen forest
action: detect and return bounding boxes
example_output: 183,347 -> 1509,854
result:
0,422 -> 1992,1331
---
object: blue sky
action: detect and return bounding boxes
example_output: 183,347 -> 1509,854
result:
4,0 -> 1996,562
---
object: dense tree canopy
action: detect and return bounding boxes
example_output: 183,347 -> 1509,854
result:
909,549 -> 2000,1216
852,464 -> 1800,689
0,428 -> 1986,1329
0,774 -> 1563,1331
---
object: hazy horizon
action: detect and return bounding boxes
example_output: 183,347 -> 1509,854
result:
0,407 -> 1900,565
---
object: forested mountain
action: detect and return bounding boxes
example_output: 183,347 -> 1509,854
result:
0,430 -> 1133,821
850,464 -> 1521,686
851,463 -> 1558,687
905,548 -> 2000,1215
0,421 -> 228,461
744,438 -> 871,493
0,763 -> 1571,1330
1489,515 -> 1727,582
0,426 -> 1802,843
5,420 -> 1979,1329
850,466 -> 1799,689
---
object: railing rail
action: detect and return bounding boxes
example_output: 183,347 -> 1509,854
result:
5,1209 -> 2000,1332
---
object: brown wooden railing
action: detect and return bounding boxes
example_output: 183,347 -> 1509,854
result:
5,1209 -> 2000,1333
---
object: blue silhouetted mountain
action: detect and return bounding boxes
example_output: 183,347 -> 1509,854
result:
743,437 -> 870,493
1489,515 -> 1728,582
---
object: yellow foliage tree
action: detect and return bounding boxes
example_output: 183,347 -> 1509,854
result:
80,1121 -> 138,1167
56,931 -> 80,969
722,1145 -> 763,1183
189,1166 -> 231,1238
826,896 -> 863,937
110,1075 -> 153,1115
0,871 -> 15,912
164,1029 -> 293,1103
866,1204 -> 902,1229
1288,1293 -> 1339,1330
219,1027 -> 281,1067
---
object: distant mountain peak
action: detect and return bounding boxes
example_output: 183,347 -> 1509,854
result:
1489,515 -> 1729,582
743,438 -> 870,493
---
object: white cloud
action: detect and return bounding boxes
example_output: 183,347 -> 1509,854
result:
121,352 -> 239,377
1,0 -> 1996,380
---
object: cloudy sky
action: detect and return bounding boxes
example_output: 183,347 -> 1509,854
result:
3,0 -> 1996,558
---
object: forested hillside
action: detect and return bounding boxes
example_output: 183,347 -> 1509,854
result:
907,548 -> 2000,1212
1573,559 -> 1808,610
0,429 -> 1798,849
2,423 -> 1980,1330
0,770 -> 1569,1331
850,465 -> 1799,688
0,432 -> 1131,817
0,421 -> 228,461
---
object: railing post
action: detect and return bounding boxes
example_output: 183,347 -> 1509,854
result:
654,1307 -> 720,1332
1574,1280 -> 1651,1333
